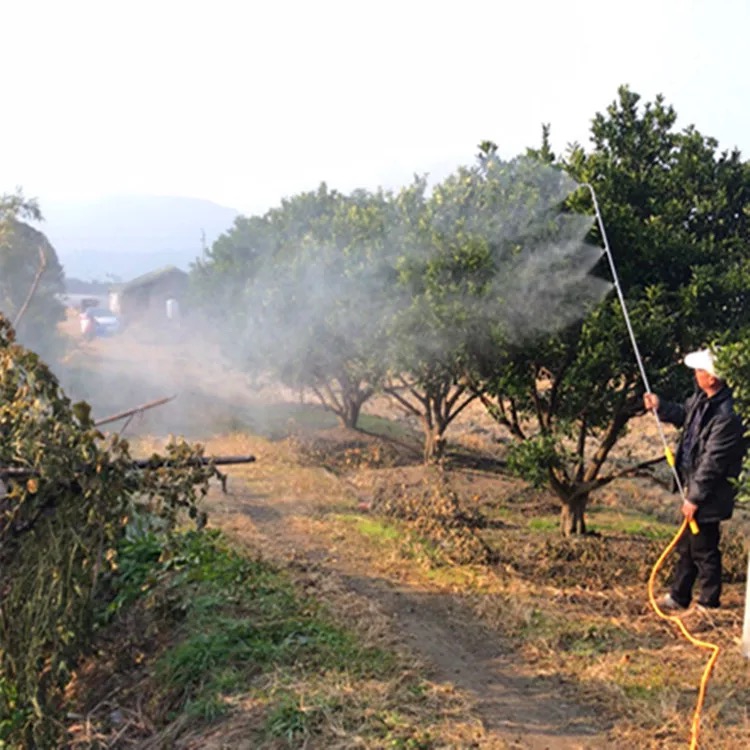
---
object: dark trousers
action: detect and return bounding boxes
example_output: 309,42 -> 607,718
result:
670,521 -> 722,608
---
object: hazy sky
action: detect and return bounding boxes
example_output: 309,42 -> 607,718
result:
1,0 -> 747,216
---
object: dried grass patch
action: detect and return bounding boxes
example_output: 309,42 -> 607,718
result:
120,422 -> 750,749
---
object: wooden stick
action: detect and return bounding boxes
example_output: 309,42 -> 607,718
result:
94,395 -> 177,426
0,454 -> 256,479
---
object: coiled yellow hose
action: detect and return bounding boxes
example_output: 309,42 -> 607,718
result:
648,449 -> 720,750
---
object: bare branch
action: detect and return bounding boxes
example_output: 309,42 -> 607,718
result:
475,391 -> 526,439
569,455 -> 667,500
94,395 -> 177,427
12,246 -> 47,328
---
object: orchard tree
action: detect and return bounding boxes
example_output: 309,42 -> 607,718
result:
190,212 -> 275,315
717,340 -> 750,507
261,186 -> 394,427
192,184 -> 392,428
191,185 -> 337,370
380,175 -> 480,461
383,149 -> 604,463
474,87 -> 750,534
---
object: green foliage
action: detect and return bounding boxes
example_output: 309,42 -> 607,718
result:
100,519 -> 166,621
0,315 -> 221,748
476,86 -> 750,532
0,193 -> 65,360
192,156 -> 602,460
382,154 -> 604,461
0,678 -> 27,745
191,85 -> 750,525
265,692 -> 319,742
193,184 -> 393,428
717,340 -> 750,420
527,517 -> 558,532
715,340 -> 750,505
505,433 -> 562,488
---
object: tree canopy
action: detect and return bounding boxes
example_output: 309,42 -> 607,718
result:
190,86 -> 750,534
0,192 -> 65,359
483,86 -> 750,533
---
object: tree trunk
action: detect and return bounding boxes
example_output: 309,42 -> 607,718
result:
560,493 -> 588,536
311,375 -> 372,430
384,379 -> 476,464
423,428 -> 446,463
341,397 -> 362,429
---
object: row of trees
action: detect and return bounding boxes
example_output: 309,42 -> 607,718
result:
192,86 -> 750,535
2,88 -> 748,537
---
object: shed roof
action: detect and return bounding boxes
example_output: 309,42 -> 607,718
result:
111,265 -> 188,293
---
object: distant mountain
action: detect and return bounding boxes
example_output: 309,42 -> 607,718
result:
35,195 -> 241,282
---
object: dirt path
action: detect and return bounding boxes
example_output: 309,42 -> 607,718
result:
205,446 -> 610,750
64,329 -> 611,748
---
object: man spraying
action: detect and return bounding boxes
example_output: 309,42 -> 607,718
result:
644,348 -> 746,612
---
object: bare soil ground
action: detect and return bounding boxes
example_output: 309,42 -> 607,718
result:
198,437 -> 608,750
59,315 -> 750,749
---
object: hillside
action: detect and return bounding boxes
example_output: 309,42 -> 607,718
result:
35,194 -> 240,281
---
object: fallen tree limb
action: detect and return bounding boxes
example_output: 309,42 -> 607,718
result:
94,395 -> 177,427
0,454 -> 256,481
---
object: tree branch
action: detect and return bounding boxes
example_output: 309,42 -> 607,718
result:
575,412 -> 587,483
13,246 -> 47,328
569,455 -> 667,500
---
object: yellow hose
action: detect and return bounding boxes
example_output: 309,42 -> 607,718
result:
648,517 -> 720,750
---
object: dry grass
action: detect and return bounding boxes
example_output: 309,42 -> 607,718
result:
214,431 -> 750,749
74,417 -> 750,749
58,323 -> 750,749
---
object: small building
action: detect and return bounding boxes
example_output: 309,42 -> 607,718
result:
109,266 -> 188,320
57,293 -> 104,312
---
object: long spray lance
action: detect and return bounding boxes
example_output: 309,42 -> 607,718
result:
582,182 -> 692,524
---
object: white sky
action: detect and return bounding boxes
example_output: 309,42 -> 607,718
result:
1,0 -> 748,216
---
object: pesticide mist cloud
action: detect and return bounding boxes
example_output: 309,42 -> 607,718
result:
488,211 -> 611,343
415,155 -> 612,345
206,156 -> 614,391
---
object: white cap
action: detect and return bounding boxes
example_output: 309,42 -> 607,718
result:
684,348 -> 718,378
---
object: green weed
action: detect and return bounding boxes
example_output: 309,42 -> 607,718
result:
527,517 -> 558,531
104,525 -> 394,740
264,691 -> 325,743
354,516 -> 402,542
559,622 -> 638,655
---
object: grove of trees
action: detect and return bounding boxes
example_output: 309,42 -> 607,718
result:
2,81 -> 750,746
192,86 -> 750,535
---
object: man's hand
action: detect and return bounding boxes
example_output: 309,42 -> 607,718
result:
681,499 -> 698,521
644,392 -> 660,411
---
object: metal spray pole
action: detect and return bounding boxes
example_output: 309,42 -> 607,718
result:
581,182 -> 685,498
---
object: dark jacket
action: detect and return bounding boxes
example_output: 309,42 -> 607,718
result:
657,385 -> 746,522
